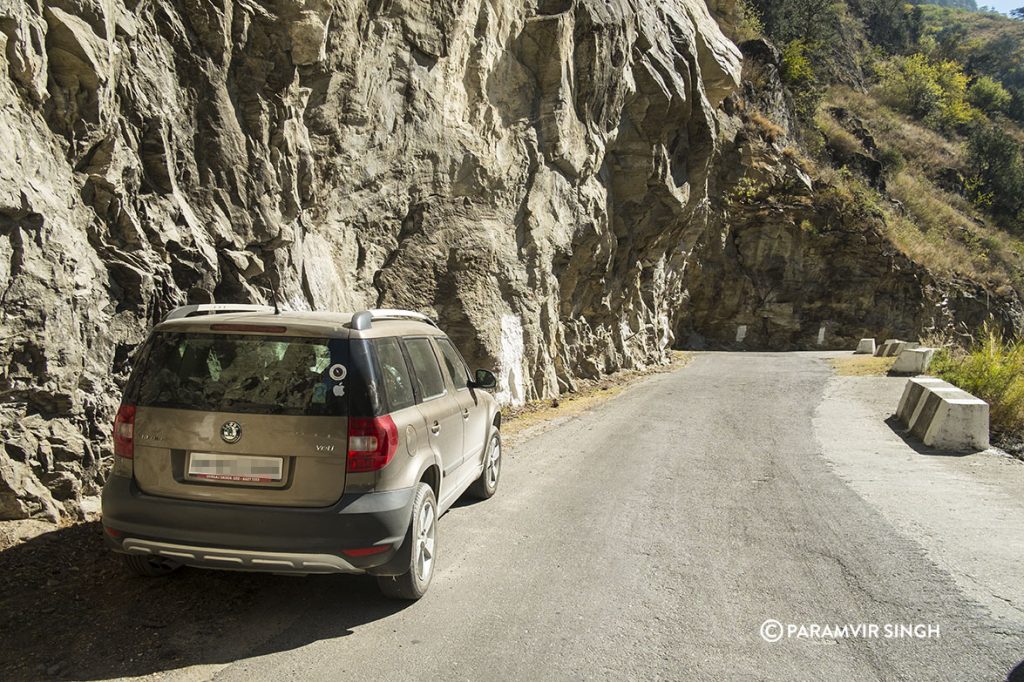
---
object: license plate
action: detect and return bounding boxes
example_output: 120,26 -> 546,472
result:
188,453 -> 284,482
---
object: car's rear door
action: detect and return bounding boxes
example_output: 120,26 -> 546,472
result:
435,337 -> 489,465
403,337 -> 464,484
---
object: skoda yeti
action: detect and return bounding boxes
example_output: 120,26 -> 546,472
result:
101,305 -> 502,599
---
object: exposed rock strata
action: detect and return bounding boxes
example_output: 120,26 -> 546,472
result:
0,0 -> 1016,519
0,0 -> 744,519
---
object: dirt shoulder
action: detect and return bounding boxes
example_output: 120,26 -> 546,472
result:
502,351 -> 692,444
828,354 -> 896,376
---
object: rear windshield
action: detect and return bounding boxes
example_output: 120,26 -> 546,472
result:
125,332 -> 376,417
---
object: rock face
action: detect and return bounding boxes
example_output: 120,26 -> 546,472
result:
0,0 -> 1015,520
0,0 -> 745,519
675,39 -> 1023,351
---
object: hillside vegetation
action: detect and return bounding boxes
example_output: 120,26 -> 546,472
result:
735,0 -> 1024,297
728,1 -> 1024,445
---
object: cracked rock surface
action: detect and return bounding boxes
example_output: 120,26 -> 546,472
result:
0,0 -> 1015,520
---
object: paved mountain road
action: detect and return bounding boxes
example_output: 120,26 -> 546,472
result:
137,351 -> 1023,682
5,352 -> 1011,681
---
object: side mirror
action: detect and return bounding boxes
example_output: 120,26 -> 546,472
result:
471,369 -> 497,390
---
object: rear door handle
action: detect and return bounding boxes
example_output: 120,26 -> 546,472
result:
430,421 -> 441,435
462,408 -> 470,420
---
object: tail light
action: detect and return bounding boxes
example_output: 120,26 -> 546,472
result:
113,404 -> 136,459
347,415 -> 398,473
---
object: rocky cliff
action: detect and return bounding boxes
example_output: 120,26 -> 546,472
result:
0,0 -> 1015,521
677,38 -> 1022,351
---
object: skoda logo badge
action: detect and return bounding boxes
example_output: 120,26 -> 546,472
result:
221,421 -> 242,444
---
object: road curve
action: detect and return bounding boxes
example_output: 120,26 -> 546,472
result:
183,351 -> 1022,681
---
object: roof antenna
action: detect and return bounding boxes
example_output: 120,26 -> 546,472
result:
269,275 -> 281,315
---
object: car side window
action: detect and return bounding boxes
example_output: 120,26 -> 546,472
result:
436,338 -> 470,390
373,337 -> 416,411
404,337 -> 446,401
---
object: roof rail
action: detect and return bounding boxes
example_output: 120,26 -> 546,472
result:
350,309 -> 438,330
163,304 -> 277,322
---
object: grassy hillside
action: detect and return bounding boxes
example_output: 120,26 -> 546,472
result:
740,0 -> 1024,292
735,1 -> 1024,444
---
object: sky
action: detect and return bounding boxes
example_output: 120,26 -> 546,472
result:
980,0 -> 1020,14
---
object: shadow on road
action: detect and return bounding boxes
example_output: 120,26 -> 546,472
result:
0,522 -> 409,680
883,415 -> 976,457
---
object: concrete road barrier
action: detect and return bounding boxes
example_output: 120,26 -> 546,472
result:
855,338 -> 876,355
878,341 -> 902,357
895,377 -> 989,451
896,377 -> 946,424
892,347 -> 935,375
875,339 -> 900,357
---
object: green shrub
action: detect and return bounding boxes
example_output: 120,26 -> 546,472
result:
782,39 -> 816,87
782,39 -> 823,119
931,327 -> 1024,443
734,0 -> 765,42
968,75 -> 1012,114
967,123 -> 1024,224
875,54 -> 979,131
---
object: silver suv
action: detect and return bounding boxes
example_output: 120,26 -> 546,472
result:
101,305 -> 502,599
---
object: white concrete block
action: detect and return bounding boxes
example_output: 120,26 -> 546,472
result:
896,377 -> 990,452
876,339 -> 901,357
918,396 -> 989,451
817,325 -> 826,345
896,376 -> 945,424
736,325 -> 747,343
892,347 -> 935,375
884,341 -> 908,357
855,338 -> 876,354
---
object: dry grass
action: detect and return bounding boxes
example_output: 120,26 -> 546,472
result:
830,355 -> 897,376
503,352 -> 692,441
810,92 -> 1024,289
828,87 -> 963,172
886,171 -> 1024,287
814,108 -> 864,157
748,111 -> 786,143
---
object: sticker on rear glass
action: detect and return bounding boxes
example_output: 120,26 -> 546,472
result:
329,364 -> 348,381
333,384 -> 345,397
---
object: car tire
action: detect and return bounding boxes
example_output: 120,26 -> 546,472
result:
467,429 -> 501,500
377,482 -> 437,600
122,553 -> 180,577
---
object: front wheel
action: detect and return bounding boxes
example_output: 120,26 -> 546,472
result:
468,429 -> 501,500
377,482 -> 437,600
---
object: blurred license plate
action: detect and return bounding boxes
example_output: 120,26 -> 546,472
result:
188,453 -> 283,482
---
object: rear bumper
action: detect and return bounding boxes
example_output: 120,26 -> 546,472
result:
119,538 -> 362,574
101,476 -> 415,573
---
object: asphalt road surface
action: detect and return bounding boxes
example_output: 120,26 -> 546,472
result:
6,352 -> 1023,681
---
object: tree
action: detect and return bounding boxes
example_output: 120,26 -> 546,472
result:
969,75 -> 1012,113
876,54 -> 979,130
968,123 -> 1024,223
750,0 -> 841,44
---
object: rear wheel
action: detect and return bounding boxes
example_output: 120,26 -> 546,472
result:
122,553 -> 180,577
377,482 -> 437,600
468,429 -> 501,500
